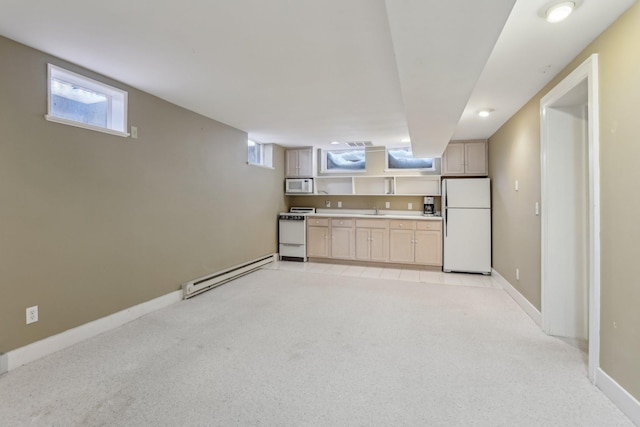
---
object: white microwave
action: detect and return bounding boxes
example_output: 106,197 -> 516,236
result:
285,178 -> 314,194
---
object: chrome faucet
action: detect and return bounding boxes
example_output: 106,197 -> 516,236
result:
374,206 -> 379,215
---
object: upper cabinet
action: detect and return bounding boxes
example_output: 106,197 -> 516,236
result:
285,148 -> 314,177
442,140 -> 488,176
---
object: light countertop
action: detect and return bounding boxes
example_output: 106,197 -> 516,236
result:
309,209 -> 442,221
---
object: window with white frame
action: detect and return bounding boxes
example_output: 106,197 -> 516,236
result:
46,64 -> 128,136
321,148 -> 366,172
386,147 -> 435,170
247,140 -> 273,168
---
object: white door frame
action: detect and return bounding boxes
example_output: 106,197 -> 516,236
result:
540,54 -> 600,382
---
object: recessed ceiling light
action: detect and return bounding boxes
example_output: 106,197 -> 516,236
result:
478,109 -> 494,118
546,1 -> 575,23
330,141 -> 341,145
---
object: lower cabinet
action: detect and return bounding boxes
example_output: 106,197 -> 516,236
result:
307,218 -> 330,258
307,216 -> 442,267
389,220 -> 442,266
330,219 -> 354,259
389,229 -> 415,263
355,219 -> 389,262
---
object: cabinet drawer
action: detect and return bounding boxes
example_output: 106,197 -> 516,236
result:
416,221 -> 442,231
389,220 -> 415,230
332,219 -> 353,227
355,219 -> 389,229
308,218 -> 329,226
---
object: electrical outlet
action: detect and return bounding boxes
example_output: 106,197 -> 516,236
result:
385,202 -> 390,209
337,201 -> 342,208
131,126 -> 138,139
516,268 -> 520,281
26,306 -> 38,324
408,202 -> 412,210
535,202 -> 540,216
325,200 -> 331,208
515,180 -> 519,191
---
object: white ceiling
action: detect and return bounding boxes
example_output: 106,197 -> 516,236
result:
0,0 -> 636,156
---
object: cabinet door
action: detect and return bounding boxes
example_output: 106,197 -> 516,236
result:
331,227 -> 354,259
465,141 -> 488,176
355,228 -> 371,260
369,228 -> 388,262
285,150 -> 299,177
389,229 -> 414,264
442,143 -> 465,175
297,148 -> 313,177
307,226 -> 329,258
414,230 -> 442,266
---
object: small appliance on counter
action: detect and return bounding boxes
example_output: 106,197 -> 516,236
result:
285,178 -> 314,194
423,196 -> 436,216
278,207 -> 316,261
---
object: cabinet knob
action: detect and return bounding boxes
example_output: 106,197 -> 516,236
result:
399,224 -> 403,227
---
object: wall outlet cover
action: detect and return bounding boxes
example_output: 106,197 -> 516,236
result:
26,306 -> 38,324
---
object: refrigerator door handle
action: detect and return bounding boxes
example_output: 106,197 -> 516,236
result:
443,180 -> 448,237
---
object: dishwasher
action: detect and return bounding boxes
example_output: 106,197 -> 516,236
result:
278,207 -> 315,261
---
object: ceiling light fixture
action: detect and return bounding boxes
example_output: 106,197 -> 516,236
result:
330,141 -> 341,145
545,1 -> 575,23
478,109 -> 494,118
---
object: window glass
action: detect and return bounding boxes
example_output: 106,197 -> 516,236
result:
247,140 -> 273,168
387,147 -> 434,170
248,140 -> 262,164
46,64 -> 128,136
51,79 -> 109,128
325,149 -> 366,171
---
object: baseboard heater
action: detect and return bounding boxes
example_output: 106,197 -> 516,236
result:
182,253 -> 276,299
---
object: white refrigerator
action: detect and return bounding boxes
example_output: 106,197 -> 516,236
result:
442,178 -> 491,274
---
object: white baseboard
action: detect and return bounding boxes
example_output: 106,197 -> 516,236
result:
492,268 -> 542,327
0,353 -> 7,375
3,290 -> 182,373
596,368 -> 640,425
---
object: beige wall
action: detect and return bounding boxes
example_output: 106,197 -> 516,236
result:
489,3 -> 640,400
0,36 -> 286,353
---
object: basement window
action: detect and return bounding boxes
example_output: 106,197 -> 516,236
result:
45,64 -> 129,137
386,147 -> 435,171
321,148 -> 366,172
247,140 -> 273,169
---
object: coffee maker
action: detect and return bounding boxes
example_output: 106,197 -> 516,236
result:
423,196 -> 435,216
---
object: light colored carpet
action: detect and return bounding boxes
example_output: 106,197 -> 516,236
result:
0,268 -> 633,426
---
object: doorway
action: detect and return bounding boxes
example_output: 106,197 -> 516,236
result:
540,54 -> 600,382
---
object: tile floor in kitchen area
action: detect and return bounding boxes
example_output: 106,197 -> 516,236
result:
263,260 -> 501,289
